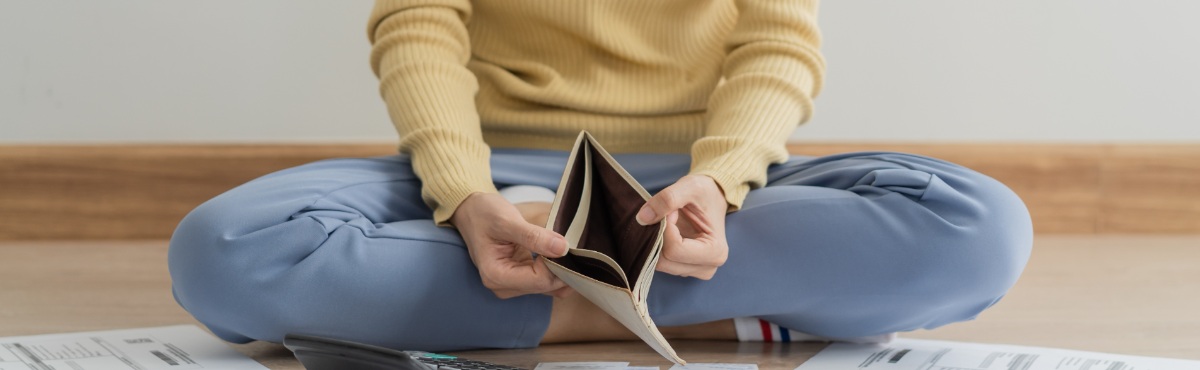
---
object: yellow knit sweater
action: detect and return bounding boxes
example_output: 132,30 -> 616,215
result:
368,0 -> 825,226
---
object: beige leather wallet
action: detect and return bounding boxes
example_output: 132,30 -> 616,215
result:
540,131 -> 684,364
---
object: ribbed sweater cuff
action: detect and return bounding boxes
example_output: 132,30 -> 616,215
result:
688,137 -> 787,212
400,129 -> 499,227
692,75 -> 814,212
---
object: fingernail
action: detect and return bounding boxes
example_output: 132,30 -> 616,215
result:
553,236 -> 568,257
636,207 -> 656,225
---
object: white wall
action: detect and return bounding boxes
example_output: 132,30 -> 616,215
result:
1,1 -> 395,143
807,1 -> 1200,142
3,1 -> 1198,144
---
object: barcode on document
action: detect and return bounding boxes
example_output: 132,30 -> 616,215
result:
151,350 -> 180,366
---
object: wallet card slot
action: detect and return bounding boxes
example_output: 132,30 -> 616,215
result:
551,141 -> 589,235
550,252 -> 628,289
568,247 -> 630,288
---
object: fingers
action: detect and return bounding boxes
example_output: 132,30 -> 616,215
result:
663,212 -> 727,265
657,211 -> 727,280
498,217 -> 568,258
657,258 -> 719,280
637,175 -> 727,227
680,204 -> 716,235
455,193 -> 572,299
479,252 -> 568,299
638,181 -> 694,225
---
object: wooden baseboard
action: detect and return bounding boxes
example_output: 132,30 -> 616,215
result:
0,145 -> 396,240
2,143 -> 1197,240
793,143 -> 1200,234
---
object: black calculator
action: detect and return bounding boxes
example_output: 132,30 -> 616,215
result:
283,333 -> 525,370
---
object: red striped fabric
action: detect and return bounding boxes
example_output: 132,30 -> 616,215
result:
759,319 -> 773,342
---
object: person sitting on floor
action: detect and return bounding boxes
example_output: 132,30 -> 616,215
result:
167,0 -> 1033,351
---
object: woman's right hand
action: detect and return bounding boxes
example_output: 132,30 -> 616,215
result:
450,192 -> 571,299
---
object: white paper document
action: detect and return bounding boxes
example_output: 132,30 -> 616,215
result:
536,362 -> 631,370
0,325 -> 267,370
796,338 -> 1200,370
537,362 -> 757,370
670,364 -> 758,370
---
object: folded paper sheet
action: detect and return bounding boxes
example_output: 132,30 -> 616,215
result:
796,338 -> 1200,370
0,325 -> 267,369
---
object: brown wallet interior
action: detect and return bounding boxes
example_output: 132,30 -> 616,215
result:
548,142 -> 660,289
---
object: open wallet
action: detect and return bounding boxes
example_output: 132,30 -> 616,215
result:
539,131 -> 685,364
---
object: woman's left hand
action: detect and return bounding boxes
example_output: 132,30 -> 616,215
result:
637,174 -> 729,280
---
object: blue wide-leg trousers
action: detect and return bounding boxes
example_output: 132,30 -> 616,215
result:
168,148 -> 1032,351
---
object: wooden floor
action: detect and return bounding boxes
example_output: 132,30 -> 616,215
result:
1,236 -> 1197,369
4,143 -> 1200,239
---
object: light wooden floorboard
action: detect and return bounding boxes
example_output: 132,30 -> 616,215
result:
0,235 -> 1197,369
4,143 -> 1200,239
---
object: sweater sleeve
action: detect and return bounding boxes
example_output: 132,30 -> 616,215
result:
368,0 -> 498,227
687,0 -> 826,212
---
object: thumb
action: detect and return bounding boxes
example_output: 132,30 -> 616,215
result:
505,220 -> 568,258
638,184 -> 692,226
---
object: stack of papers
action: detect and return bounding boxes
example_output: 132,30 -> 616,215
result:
797,338 -> 1200,370
0,325 -> 267,370
9,326 -> 1197,370
538,338 -> 1200,370
536,362 -> 759,370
